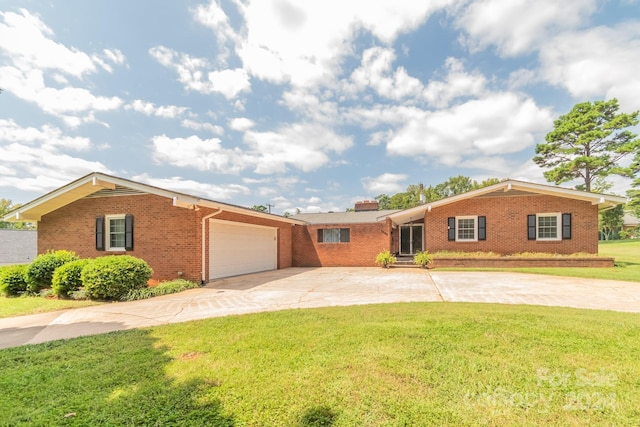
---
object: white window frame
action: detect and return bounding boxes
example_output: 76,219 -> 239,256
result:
105,214 -> 126,251
536,213 -> 561,241
456,216 -> 478,242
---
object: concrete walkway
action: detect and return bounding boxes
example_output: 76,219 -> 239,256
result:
1,267 -> 639,349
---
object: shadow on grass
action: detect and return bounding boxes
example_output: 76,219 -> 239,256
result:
0,329 -> 235,426
299,405 -> 337,427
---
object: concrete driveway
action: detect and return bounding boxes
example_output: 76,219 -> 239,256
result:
1,267 -> 639,349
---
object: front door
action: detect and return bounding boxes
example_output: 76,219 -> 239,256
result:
399,225 -> 423,255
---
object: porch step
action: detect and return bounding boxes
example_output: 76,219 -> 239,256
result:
392,257 -> 420,268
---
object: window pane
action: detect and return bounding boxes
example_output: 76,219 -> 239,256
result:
110,218 -> 125,248
323,228 -> 340,243
457,218 -> 475,240
538,216 -> 557,239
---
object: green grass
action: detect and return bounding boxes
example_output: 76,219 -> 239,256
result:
0,296 -> 100,319
439,239 -> 640,283
1,303 -> 639,426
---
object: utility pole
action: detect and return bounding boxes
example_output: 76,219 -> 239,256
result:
266,203 -> 274,214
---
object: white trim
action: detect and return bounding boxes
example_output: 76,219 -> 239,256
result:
105,214 -> 126,251
536,212 -> 561,241
455,215 -> 478,242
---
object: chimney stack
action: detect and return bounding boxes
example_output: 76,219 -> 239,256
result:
355,200 -> 379,211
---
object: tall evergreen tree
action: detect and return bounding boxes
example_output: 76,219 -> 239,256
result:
534,99 -> 639,192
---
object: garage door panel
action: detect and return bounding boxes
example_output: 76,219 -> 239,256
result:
209,220 -> 277,280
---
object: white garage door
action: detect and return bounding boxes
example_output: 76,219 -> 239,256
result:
209,219 -> 278,280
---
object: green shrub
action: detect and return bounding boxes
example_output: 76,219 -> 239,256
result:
375,250 -> 397,268
25,250 -> 79,293
0,264 -> 29,296
81,255 -> 153,300
52,259 -> 91,298
120,279 -> 199,301
413,250 -> 433,268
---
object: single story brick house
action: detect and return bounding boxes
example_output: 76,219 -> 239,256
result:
2,173 -> 626,281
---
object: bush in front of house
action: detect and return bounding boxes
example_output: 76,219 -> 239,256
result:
25,250 -> 79,293
120,279 -> 199,301
81,255 -> 153,300
0,264 -> 29,296
52,259 -> 92,298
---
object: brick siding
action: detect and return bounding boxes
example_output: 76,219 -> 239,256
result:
424,194 -> 599,254
38,194 -> 294,282
292,220 -> 392,266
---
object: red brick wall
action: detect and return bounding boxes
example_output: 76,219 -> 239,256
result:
38,195 -> 294,282
292,220 -> 392,266
424,194 -> 599,254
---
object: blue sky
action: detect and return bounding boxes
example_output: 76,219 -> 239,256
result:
1,0 -> 639,214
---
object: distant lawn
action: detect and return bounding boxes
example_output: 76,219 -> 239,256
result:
440,239 -> 640,283
1,302 -> 638,426
0,296 -> 100,319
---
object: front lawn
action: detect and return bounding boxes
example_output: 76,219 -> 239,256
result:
1,302 -> 639,426
0,297 -> 100,319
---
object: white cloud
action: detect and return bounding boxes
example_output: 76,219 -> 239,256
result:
361,173 -> 407,194
243,123 -> 353,174
229,117 -> 255,132
152,135 -> 250,173
0,119 -> 109,193
347,46 -> 424,100
0,9 -> 97,77
456,0 -> 597,56
149,46 -> 250,99
125,100 -> 189,119
539,22 -> 640,111
181,119 -> 224,135
198,0 -> 455,89
387,93 -> 553,165
132,173 -> 250,201
423,58 -> 488,108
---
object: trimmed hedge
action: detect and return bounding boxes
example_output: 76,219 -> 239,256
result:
120,279 -> 199,301
52,259 -> 92,298
81,255 -> 153,300
0,264 -> 29,296
25,250 -> 79,293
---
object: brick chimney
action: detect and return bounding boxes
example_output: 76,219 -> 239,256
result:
355,200 -> 379,211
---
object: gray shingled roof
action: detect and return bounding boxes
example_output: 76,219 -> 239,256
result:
0,230 -> 37,266
291,210 -> 400,225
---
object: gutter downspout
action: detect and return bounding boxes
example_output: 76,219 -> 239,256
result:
201,208 -> 223,285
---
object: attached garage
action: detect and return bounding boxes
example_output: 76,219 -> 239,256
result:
209,219 -> 278,280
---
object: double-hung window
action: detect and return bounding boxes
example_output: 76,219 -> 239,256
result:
528,213 -> 570,241
97,214 -> 134,251
317,228 -> 350,243
448,216 -> 486,242
106,215 -> 126,250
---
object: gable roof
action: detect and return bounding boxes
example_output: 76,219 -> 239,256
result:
292,209 -> 400,225
1,172 -> 305,225
387,179 -> 627,225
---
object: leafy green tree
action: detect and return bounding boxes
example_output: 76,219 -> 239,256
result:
0,199 -> 32,229
599,205 -> 624,241
434,175 -> 475,198
534,99 -> 639,192
251,205 -> 268,213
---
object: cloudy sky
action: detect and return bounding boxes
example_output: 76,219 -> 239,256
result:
1,1 -> 638,214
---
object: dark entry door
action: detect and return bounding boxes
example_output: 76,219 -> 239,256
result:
399,225 -> 423,255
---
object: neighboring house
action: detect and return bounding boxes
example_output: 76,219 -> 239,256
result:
2,173 -> 626,281
0,229 -> 37,266
622,213 -> 640,237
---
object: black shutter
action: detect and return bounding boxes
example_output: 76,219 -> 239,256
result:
125,214 -> 134,251
478,216 -> 486,241
527,214 -> 536,240
317,229 -> 324,243
562,213 -> 572,240
341,228 -> 350,243
96,216 -> 105,251
448,217 -> 455,241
